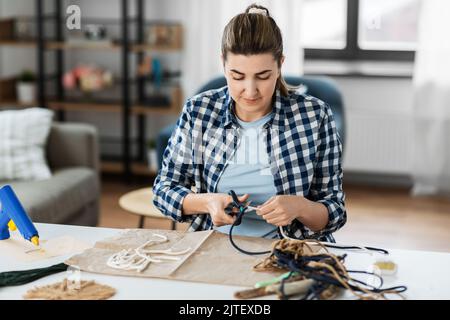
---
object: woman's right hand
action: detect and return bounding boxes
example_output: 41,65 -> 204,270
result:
206,193 -> 249,227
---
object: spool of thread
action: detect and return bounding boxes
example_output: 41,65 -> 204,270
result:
373,259 -> 397,275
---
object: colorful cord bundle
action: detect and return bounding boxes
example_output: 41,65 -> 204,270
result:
253,239 -> 407,300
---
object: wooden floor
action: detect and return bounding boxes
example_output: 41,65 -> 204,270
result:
98,176 -> 450,253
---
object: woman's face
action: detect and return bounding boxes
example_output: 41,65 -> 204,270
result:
223,53 -> 282,119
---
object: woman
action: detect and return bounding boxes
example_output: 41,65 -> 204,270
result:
153,4 -> 346,242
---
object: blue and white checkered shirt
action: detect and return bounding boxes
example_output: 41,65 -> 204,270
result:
153,86 -> 346,242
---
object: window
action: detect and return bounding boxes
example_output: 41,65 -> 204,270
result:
300,0 -> 347,49
303,0 -> 421,60
359,0 -> 420,51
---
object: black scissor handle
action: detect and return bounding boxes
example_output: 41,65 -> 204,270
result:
228,190 -> 241,208
227,190 -> 244,226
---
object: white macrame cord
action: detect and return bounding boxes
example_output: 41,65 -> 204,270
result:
106,234 -> 191,272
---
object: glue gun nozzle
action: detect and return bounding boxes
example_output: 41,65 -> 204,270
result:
7,220 -> 17,231
31,236 -> 39,246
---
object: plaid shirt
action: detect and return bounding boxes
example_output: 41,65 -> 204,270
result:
153,86 -> 346,242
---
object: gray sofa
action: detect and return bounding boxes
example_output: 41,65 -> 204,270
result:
0,122 -> 100,226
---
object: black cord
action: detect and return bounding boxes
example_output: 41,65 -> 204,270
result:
227,213 -> 389,256
228,208 -> 271,255
279,224 -> 389,255
226,189 -> 389,256
347,270 -> 384,289
278,272 -> 292,300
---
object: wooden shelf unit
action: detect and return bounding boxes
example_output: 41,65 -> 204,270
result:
0,40 -> 182,52
0,100 -> 39,108
0,40 -> 37,47
47,85 -> 182,115
0,0 -> 183,178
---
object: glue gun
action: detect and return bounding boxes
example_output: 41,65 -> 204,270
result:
0,185 -> 39,246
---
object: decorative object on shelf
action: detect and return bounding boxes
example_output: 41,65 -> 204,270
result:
0,18 -> 14,41
66,24 -> 112,48
137,55 -> 181,107
138,54 -> 181,84
62,64 -> 113,94
146,139 -> 158,173
14,17 -> 33,41
138,55 -> 163,88
145,24 -> 182,48
84,24 -> 107,41
152,57 -> 162,88
16,70 -> 36,104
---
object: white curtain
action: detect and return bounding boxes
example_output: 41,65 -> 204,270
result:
412,0 -> 450,195
180,0 -> 304,98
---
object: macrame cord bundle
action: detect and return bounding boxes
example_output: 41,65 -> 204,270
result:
253,238 -> 407,300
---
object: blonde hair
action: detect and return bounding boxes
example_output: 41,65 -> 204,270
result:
221,4 -> 293,96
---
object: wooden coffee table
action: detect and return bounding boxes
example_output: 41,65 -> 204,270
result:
119,188 -> 176,230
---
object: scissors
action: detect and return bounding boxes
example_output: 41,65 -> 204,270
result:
224,190 -> 258,226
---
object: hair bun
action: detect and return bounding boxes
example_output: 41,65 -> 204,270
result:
246,6 -> 269,17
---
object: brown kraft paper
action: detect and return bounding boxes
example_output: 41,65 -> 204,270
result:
65,229 -> 304,287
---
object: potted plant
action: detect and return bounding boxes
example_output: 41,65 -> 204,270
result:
16,69 -> 36,103
147,139 -> 158,172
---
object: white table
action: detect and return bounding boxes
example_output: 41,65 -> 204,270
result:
0,223 -> 449,300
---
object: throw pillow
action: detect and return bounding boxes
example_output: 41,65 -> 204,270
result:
0,108 -> 54,181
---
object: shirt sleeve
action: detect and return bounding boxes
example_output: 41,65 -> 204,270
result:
152,100 -> 195,223
294,103 -> 347,239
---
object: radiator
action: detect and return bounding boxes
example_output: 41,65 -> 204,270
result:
343,113 -> 413,174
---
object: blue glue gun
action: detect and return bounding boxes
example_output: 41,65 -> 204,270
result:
0,185 -> 39,246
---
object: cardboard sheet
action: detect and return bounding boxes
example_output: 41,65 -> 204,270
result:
65,229 -> 318,287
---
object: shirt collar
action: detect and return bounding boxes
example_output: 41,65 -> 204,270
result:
221,87 -> 235,128
221,88 -> 286,132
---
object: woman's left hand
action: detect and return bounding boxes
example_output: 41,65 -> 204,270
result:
256,195 -> 308,226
